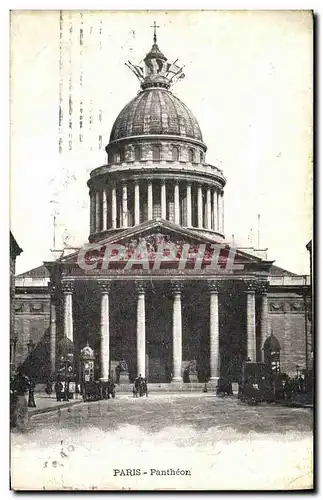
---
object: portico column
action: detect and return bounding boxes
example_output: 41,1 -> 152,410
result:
95,191 -> 100,232
148,181 -> 153,220
90,190 -> 95,233
136,282 -> 146,377
171,282 -> 183,382
111,184 -> 117,229
99,282 -> 110,380
220,191 -> 225,233
206,187 -> 212,229
161,181 -> 166,219
102,188 -> 108,231
49,288 -> 56,375
197,184 -> 203,228
174,182 -> 180,224
208,282 -> 220,381
134,181 -> 140,225
122,182 -> 128,228
246,282 -> 256,362
63,283 -> 73,343
186,183 -> 192,227
213,189 -> 218,231
260,283 -> 269,362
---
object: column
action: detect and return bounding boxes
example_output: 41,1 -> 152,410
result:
260,283 -> 269,362
161,181 -> 166,219
186,183 -> 192,227
90,191 -> 95,233
49,290 -> 56,375
134,181 -> 140,225
136,282 -> 146,377
221,191 -> 225,233
148,181 -> 153,220
63,283 -> 73,342
111,183 -> 117,229
102,188 -> 108,231
99,282 -> 110,380
174,182 -> 180,224
171,283 -> 183,382
206,187 -> 212,230
246,282 -> 256,362
197,184 -> 203,228
217,191 -> 222,232
95,191 -> 100,232
122,182 -> 128,228
209,282 -> 220,381
213,189 -> 218,231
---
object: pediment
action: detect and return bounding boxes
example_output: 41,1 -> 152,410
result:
58,219 -> 271,273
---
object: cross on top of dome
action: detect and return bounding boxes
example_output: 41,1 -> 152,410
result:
151,21 -> 160,44
125,23 -> 185,91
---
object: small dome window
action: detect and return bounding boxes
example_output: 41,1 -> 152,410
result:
188,148 -> 194,163
200,151 -> 203,163
134,145 -> 142,161
152,145 -> 161,161
119,148 -> 125,162
172,145 -> 179,161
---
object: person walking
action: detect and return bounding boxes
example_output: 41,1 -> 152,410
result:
28,377 -> 36,408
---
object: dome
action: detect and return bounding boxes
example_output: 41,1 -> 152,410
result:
109,88 -> 203,143
263,334 -> 281,351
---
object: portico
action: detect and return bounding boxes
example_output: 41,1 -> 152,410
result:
48,226 -> 271,386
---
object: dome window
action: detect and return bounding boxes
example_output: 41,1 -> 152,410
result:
200,151 -> 203,163
134,145 -> 142,161
172,145 -> 179,161
119,148 -> 125,163
188,148 -> 194,163
152,145 -> 161,161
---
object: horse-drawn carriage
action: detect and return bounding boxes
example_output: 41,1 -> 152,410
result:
238,362 -> 273,405
133,377 -> 148,398
82,379 -> 116,402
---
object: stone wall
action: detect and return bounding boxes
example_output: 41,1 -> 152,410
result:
268,291 -> 309,375
14,292 -> 51,381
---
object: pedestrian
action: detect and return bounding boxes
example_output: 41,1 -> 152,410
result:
54,376 -> 64,402
28,377 -> 36,408
11,370 -> 30,430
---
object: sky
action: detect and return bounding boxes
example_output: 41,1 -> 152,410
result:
10,10 -> 313,275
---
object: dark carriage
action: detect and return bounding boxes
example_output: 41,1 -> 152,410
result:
82,381 -> 101,401
133,378 -> 148,398
100,379 -> 116,399
238,362 -> 273,405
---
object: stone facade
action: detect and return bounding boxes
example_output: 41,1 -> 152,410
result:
13,34 -> 312,384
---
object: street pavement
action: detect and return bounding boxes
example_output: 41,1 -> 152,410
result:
11,393 -> 313,491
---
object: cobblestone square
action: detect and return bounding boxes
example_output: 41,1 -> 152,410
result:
11,393 -> 313,491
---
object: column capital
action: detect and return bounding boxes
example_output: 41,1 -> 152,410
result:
257,281 -> 269,294
62,282 -> 74,294
208,281 -> 221,293
171,281 -> 184,295
135,281 -> 148,294
245,280 -> 257,293
98,281 -> 111,294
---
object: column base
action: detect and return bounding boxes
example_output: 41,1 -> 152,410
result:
171,377 -> 183,383
207,377 -> 219,391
